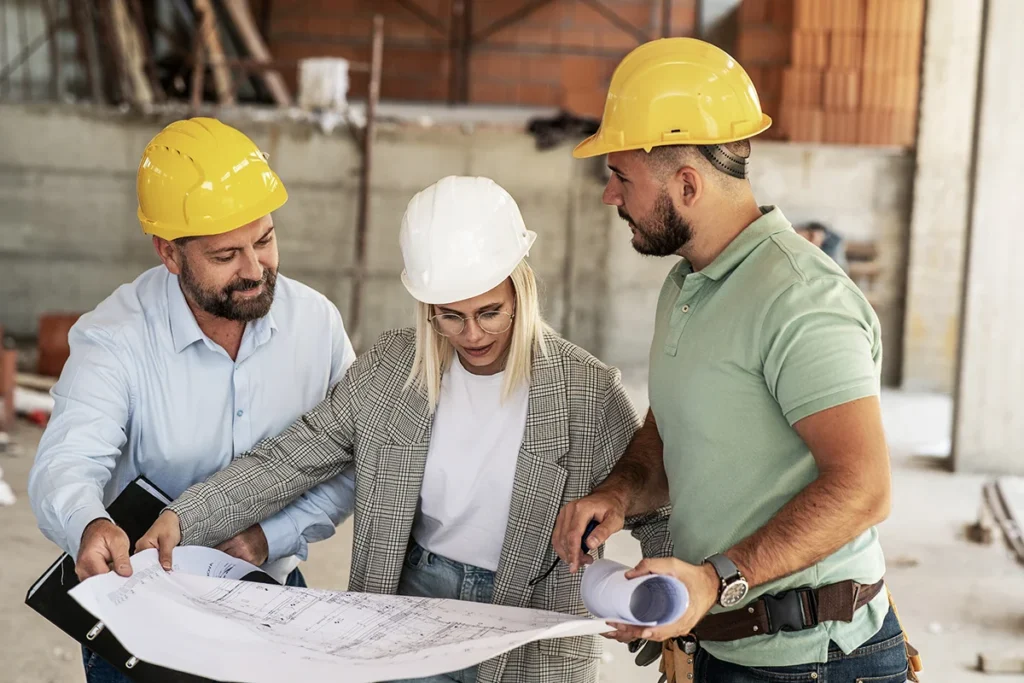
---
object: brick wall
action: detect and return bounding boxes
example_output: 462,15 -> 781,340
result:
266,0 -> 696,117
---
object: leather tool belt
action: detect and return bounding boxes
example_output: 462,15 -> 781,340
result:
650,578 -> 895,683
694,577 -> 885,642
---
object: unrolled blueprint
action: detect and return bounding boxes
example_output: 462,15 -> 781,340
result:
69,548 -> 612,683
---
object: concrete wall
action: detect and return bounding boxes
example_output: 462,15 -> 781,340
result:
900,0 -> 985,394
952,0 -> 1024,475
0,103 -> 912,384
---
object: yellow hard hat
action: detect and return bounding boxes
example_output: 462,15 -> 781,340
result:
573,37 -> 772,159
136,117 -> 288,241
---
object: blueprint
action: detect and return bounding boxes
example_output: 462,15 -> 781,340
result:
69,548 -> 611,682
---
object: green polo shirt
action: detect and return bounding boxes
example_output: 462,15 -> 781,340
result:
649,206 -> 888,667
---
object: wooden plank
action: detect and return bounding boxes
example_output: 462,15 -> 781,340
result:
109,0 -> 152,106
221,0 -> 291,106
983,480 -> 1024,565
70,0 -> 103,103
193,0 -> 234,105
996,477 -> 1024,563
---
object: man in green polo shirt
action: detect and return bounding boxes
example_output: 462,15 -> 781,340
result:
552,38 -> 920,682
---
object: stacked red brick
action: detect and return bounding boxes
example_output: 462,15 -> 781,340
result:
736,0 -> 924,146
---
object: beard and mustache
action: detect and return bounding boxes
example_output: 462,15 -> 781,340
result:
179,258 -> 277,322
618,187 -> 694,257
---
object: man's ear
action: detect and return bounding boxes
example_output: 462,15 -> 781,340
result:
673,165 -> 704,208
153,236 -> 183,276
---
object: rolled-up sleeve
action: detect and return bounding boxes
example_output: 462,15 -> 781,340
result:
27,327 -> 132,559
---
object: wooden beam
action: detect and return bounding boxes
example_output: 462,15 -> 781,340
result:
129,0 -> 166,102
41,0 -> 60,99
348,15 -> 385,347
190,28 -> 205,114
17,0 -> 30,98
110,0 -> 153,106
221,0 -> 291,106
70,0 -> 102,103
194,0 -> 234,105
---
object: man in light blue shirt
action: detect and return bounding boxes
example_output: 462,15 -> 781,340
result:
27,118 -> 357,683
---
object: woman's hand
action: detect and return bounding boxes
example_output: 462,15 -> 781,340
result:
135,510 -> 182,570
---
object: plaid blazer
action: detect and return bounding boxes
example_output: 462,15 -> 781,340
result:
171,328 -> 673,683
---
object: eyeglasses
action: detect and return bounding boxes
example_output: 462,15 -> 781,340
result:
429,309 -> 514,337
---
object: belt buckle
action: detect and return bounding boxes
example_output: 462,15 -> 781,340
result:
763,587 -> 817,634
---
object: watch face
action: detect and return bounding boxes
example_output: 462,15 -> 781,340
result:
720,580 -> 749,608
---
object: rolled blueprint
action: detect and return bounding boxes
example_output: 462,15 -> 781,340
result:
581,558 -> 689,626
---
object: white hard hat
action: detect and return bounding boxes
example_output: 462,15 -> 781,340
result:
399,176 -> 537,304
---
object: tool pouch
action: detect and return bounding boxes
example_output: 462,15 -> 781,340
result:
887,588 -> 923,681
657,637 -> 697,682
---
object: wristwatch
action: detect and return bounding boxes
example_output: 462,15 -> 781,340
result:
703,553 -> 749,608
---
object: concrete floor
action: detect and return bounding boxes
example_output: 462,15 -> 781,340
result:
1,388 -> 1022,683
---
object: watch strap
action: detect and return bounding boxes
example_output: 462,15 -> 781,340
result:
704,553 -> 740,583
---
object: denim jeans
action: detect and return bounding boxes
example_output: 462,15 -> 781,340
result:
695,607 -> 909,682
81,568 -> 307,683
389,540 -> 496,683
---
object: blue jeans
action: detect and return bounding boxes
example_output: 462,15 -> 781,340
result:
389,540 -> 496,683
82,568 -> 307,683
695,607 -> 909,682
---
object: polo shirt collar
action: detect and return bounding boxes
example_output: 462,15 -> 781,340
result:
699,206 -> 793,281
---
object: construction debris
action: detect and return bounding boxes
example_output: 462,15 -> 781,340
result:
977,653 -> 1024,674
966,499 -> 997,545
982,479 -> 1024,565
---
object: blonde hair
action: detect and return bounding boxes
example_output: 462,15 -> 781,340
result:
407,260 -> 550,411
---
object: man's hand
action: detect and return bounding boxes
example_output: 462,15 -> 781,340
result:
216,524 -> 269,566
76,519 -> 132,581
552,490 -> 627,573
136,510 -> 182,570
602,558 -> 720,643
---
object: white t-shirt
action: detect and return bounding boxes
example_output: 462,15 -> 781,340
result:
412,358 -> 529,571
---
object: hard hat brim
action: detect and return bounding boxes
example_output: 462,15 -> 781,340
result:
401,230 -> 537,305
571,114 -> 773,159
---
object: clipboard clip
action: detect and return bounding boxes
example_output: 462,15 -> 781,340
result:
86,622 -> 138,670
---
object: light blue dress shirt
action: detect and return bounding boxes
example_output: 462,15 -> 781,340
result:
28,266 -> 357,582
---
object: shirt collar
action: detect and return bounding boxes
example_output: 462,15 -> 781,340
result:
167,273 -> 205,354
166,272 -> 278,355
699,205 -> 793,281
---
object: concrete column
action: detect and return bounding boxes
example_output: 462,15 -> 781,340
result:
900,0 -> 985,393
952,0 -> 1024,475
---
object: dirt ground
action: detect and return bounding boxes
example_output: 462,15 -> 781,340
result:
1,388 -> 1022,683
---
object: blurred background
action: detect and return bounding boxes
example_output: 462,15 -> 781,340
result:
1,0 -> 1022,681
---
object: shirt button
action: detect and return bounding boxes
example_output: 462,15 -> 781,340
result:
236,410 -> 243,417
681,304 -> 690,313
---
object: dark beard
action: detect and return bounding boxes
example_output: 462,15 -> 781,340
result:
619,189 -> 693,256
179,259 -> 277,322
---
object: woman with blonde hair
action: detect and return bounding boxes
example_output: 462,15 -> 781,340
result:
138,175 -> 672,683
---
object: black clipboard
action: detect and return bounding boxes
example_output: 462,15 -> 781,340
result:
24,476 -> 277,682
